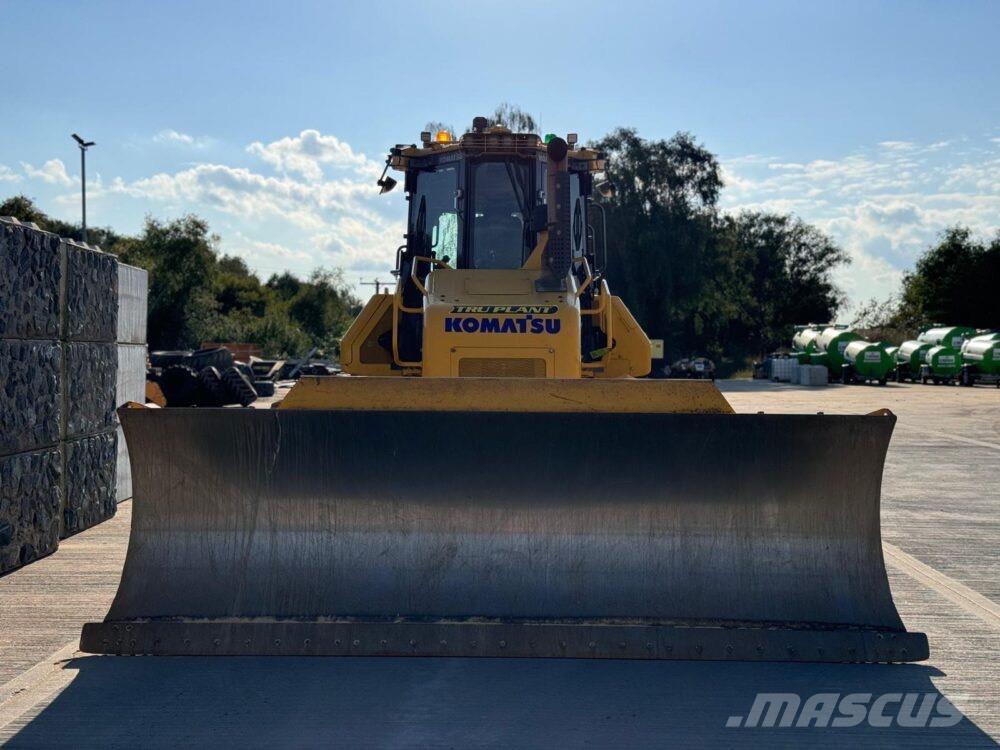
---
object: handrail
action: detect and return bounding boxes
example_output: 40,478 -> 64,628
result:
574,256 -> 594,299
589,200 -> 609,272
392,244 -> 406,276
391,306 -> 422,368
396,255 -> 449,314
391,255 -> 450,368
581,278 -> 614,370
410,255 -> 449,297
580,277 -> 609,316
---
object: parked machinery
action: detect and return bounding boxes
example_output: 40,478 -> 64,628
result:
920,345 -> 962,385
668,356 -> 716,380
842,340 -> 894,385
814,326 -> 861,381
895,340 -> 933,383
792,324 -> 824,354
959,333 -> 1000,387
918,326 -> 977,351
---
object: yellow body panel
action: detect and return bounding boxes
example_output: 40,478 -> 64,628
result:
601,296 -> 652,378
339,266 -> 653,380
279,376 -> 734,413
421,268 -> 582,378
338,292 -> 397,376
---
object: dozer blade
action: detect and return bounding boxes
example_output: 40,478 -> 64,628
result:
82,379 -> 927,663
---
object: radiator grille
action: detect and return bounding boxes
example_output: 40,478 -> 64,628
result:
458,358 -> 547,378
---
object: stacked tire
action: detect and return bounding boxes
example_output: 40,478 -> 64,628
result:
222,367 -> 257,407
150,347 -> 269,407
159,365 -> 200,406
197,367 -> 228,406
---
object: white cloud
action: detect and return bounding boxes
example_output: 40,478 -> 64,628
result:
154,129 -> 194,145
95,130 -> 403,280
721,135 -> 1000,311
942,159 -> 1000,191
113,163 -> 384,230
246,129 -> 378,181
223,233 -> 317,273
878,140 -> 916,151
0,164 -> 20,183
152,129 -> 214,149
311,216 -> 402,271
722,153 -> 777,167
21,158 -> 72,186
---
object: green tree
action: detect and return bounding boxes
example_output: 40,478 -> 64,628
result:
591,129 -> 848,370
896,227 -> 1000,329
591,128 -> 723,356
0,194 -> 124,251
727,212 -> 848,354
214,255 -> 273,318
423,120 -> 455,136
116,216 -> 220,349
850,295 -> 912,344
266,271 -> 303,301
425,103 -> 538,137
490,102 -> 538,133
285,268 -> 360,354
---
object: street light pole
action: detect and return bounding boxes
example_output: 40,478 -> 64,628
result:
71,134 -> 95,243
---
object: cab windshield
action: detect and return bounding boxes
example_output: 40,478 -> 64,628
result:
467,159 -> 533,269
409,163 -> 459,262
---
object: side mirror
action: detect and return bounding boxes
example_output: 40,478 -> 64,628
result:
596,181 -> 616,199
530,203 -> 549,232
378,176 -> 397,194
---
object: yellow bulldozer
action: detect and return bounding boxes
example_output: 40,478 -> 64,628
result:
82,117 -> 927,663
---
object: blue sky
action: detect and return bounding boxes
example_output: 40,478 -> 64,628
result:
2,0 -> 997,312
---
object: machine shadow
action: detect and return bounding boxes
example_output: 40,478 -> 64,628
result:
8,656 -> 997,748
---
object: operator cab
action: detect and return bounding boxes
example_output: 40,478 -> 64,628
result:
397,123 -> 597,272
381,118 -> 608,364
